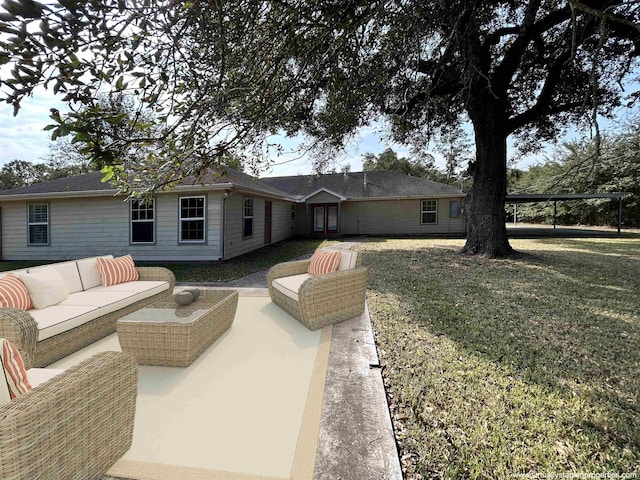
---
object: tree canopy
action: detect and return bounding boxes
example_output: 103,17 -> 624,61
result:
1,0 -> 639,256
362,147 -> 462,187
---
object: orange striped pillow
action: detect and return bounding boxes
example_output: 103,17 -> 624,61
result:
0,338 -> 32,400
308,249 -> 342,276
0,274 -> 33,310
97,255 -> 139,287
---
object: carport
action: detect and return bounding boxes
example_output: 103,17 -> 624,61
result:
506,193 -> 627,234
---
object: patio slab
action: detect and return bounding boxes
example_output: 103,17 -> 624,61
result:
70,286 -> 400,479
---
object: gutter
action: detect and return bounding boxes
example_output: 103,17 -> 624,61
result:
345,194 -> 467,202
0,183 -> 236,202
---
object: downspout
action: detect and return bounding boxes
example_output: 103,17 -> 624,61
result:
221,188 -> 237,260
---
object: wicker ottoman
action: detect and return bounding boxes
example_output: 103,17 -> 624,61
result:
116,289 -> 238,367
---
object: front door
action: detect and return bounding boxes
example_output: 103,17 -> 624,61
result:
264,201 -> 272,244
312,204 -> 338,235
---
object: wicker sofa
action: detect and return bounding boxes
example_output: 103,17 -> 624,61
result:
0,256 -> 175,367
267,247 -> 367,330
0,349 -> 137,480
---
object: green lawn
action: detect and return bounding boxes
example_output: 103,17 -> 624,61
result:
0,238 -> 335,282
359,236 -> 640,478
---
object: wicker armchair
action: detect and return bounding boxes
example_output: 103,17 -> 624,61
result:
0,350 -> 138,480
267,248 -> 367,330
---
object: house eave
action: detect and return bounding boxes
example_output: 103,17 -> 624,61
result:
0,190 -> 121,202
300,187 -> 348,202
346,193 -> 467,202
0,183 -> 245,202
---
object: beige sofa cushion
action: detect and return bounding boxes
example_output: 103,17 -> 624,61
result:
77,256 -> 113,290
16,268 -> 69,309
59,291 -> 140,315
29,305 -> 102,341
29,261 -> 84,294
272,273 -> 310,302
60,281 -> 169,316
87,281 -> 168,295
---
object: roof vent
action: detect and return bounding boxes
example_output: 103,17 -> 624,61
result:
363,173 -> 368,186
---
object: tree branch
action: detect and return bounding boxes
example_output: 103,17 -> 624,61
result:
491,4 -> 573,92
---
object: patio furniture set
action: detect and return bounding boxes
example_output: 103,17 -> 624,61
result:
0,246 -> 366,479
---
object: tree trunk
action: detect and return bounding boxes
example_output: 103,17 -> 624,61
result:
462,109 -> 514,258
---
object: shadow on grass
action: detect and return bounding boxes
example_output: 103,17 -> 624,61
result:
362,244 -> 639,474
140,238 -> 332,282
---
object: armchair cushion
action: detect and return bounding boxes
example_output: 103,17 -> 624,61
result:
0,338 -> 32,404
272,273 -> 310,301
0,275 -> 32,311
308,249 -> 341,276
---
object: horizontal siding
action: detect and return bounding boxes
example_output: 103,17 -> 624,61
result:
271,200 -> 295,243
0,193 -> 223,261
306,191 -> 342,204
223,195 -> 295,260
340,198 -> 466,235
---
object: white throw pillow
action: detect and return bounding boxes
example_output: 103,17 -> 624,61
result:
15,268 -> 69,310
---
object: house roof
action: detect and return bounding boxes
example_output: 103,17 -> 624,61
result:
0,167 -> 294,201
0,168 -> 464,202
261,170 -> 465,200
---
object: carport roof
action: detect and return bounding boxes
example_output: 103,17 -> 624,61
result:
506,193 -> 627,203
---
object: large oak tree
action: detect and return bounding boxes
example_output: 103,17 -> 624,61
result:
1,0 -> 638,256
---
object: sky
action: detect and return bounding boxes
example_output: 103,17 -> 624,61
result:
0,90 -> 423,177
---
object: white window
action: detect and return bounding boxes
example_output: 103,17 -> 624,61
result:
180,196 -> 206,243
28,203 -> 49,245
421,199 -> 438,224
131,199 -> 155,243
243,198 -> 254,237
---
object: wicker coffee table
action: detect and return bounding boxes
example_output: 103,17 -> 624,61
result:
116,289 -> 239,367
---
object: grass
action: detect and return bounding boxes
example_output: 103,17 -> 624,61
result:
139,238 -> 337,282
0,238 -> 336,282
358,236 -> 640,479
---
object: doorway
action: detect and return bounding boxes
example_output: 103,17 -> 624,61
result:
312,204 -> 338,235
264,201 -> 272,244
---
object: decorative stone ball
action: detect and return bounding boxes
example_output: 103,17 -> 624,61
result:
186,288 -> 201,300
174,291 -> 194,306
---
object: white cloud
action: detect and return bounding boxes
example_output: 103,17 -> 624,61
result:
0,90 -> 67,165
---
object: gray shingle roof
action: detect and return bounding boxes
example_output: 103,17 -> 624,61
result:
261,170 -> 464,199
0,167 -> 294,199
0,171 -> 111,196
0,168 -> 463,201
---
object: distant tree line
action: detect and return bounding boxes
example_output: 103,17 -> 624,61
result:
0,137 -> 97,190
360,147 -> 472,189
508,118 -> 640,228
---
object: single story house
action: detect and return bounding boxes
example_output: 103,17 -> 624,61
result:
0,168 -> 466,261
